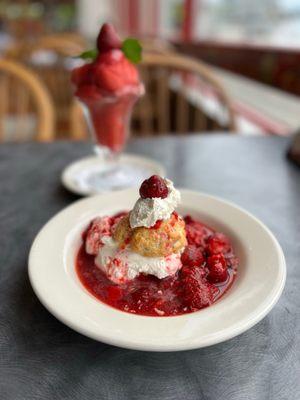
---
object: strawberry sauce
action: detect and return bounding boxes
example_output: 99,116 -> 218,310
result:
76,214 -> 238,316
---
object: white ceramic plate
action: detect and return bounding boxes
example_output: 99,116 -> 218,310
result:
28,189 -> 286,352
61,154 -> 166,196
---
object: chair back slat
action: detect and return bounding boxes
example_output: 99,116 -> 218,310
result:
175,89 -> 189,133
193,107 -> 208,132
0,76 -> 9,139
156,67 -> 170,134
133,67 -> 153,136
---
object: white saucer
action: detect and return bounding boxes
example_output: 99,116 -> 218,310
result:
61,154 -> 166,196
28,189 -> 286,352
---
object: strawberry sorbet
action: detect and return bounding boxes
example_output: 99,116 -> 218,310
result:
71,24 -> 144,152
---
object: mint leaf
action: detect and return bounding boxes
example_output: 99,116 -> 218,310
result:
77,49 -> 98,60
121,38 -> 142,63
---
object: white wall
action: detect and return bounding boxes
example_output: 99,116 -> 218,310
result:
76,0 -> 115,39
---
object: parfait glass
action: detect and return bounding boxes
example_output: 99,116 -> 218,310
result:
76,86 -> 149,192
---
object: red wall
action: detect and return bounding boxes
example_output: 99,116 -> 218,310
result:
176,41 -> 300,96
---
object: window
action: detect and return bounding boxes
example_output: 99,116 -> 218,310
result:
194,0 -> 300,47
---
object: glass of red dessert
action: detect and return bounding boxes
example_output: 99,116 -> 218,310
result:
71,24 -> 145,191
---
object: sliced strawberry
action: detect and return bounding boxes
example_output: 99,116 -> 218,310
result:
181,267 -> 218,310
207,233 -> 232,255
185,221 -> 214,248
207,254 -> 228,283
181,245 -> 204,267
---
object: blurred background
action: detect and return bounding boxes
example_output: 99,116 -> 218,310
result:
1,0 -> 300,141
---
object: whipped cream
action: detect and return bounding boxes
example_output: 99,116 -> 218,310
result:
129,179 -> 180,229
95,236 -> 182,284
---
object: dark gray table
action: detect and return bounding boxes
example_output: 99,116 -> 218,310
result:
1,135 -> 299,400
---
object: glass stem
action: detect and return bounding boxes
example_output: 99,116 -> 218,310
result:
94,144 -> 120,174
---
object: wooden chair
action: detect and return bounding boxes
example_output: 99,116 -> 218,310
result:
70,100 -> 87,140
139,37 -> 176,54
37,33 -> 87,56
5,33 -> 86,59
70,52 -> 236,140
0,58 -> 55,141
134,52 -> 236,135
5,35 -> 87,138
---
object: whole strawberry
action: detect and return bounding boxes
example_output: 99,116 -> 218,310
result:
139,175 -> 168,199
96,23 -> 122,52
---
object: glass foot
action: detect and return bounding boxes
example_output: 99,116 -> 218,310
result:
73,160 -> 158,193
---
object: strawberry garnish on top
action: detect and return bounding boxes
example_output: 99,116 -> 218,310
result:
139,175 -> 169,199
72,23 -> 142,96
96,23 -> 122,52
